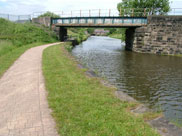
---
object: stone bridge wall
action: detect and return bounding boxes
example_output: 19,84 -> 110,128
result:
133,16 -> 182,55
32,17 -> 61,40
32,17 -> 51,27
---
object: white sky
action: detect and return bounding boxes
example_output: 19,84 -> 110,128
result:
0,0 -> 181,15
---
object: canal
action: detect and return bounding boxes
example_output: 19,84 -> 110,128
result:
72,36 -> 182,124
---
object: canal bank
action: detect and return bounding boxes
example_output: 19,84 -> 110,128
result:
43,41 -> 182,135
43,43 -> 161,136
71,36 -> 182,132
72,36 -> 182,124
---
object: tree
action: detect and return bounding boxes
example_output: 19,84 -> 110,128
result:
38,11 -> 60,18
117,0 -> 170,16
87,28 -> 94,34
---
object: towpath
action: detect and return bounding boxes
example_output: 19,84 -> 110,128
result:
0,43 -> 60,136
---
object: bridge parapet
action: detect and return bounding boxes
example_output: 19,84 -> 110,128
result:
52,17 -> 147,27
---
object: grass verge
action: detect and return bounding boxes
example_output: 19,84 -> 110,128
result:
108,33 -> 122,39
0,42 -> 48,77
42,43 -> 160,136
0,18 -> 58,77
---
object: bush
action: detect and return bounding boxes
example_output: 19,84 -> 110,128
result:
38,11 -> 60,18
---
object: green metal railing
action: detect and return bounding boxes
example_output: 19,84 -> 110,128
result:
52,17 -> 147,27
33,8 -> 155,18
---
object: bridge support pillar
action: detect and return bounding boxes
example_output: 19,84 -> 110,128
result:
59,27 -> 67,41
125,28 -> 135,51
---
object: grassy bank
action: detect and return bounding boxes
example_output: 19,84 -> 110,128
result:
106,28 -> 126,41
0,18 -> 57,77
0,42 -> 47,77
169,54 -> 182,57
68,28 -> 90,44
0,18 -> 57,46
109,33 -> 122,39
42,43 -> 159,136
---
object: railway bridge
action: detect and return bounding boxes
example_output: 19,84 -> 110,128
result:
33,8 -> 182,54
51,9 -> 148,50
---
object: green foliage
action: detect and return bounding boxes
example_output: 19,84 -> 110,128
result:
106,28 -> 126,41
42,44 -> 160,136
107,28 -> 117,34
0,40 -> 14,56
87,28 -> 94,34
0,18 -> 58,77
38,11 -> 60,18
68,28 -> 89,44
109,33 -> 122,40
117,0 -> 170,16
0,18 -> 57,47
64,42 -> 73,52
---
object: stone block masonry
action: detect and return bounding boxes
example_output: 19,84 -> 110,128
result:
133,16 -> 182,55
32,17 -> 51,27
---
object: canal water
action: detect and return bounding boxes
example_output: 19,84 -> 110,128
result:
72,36 -> 182,124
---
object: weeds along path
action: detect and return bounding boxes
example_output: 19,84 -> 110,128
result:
0,43 -> 61,136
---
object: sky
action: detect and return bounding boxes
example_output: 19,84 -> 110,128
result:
0,0 -> 181,15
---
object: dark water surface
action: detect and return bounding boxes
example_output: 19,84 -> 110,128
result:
72,36 -> 182,124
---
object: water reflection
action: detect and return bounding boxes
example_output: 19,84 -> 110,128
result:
72,36 -> 182,123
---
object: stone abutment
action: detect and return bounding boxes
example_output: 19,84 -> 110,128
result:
133,16 -> 182,55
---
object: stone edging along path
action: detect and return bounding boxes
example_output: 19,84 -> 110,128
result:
0,43 -> 61,136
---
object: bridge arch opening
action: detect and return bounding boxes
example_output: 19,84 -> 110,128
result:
58,26 -> 137,51
125,28 -> 136,51
52,16 -> 147,51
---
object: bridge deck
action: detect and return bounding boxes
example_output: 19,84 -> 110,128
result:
52,17 -> 147,27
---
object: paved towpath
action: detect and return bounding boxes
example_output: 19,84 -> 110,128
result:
0,43 -> 61,136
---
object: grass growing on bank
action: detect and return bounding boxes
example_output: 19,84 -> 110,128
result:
106,28 -> 126,41
0,18 -> 58,77
42,43 -> 160,136
68,28 -> 90,44
0,42 -> 46,77
0,18 -> 57,46
169,54 -> 182,57
109,33 -> 122,39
